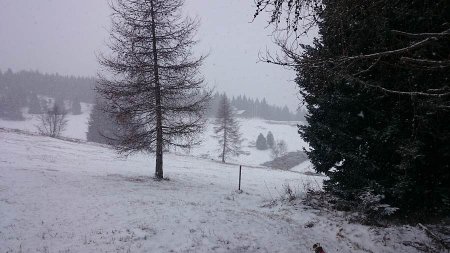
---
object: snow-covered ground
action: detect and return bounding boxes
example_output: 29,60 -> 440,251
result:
0,129 -> 438,252
188,118 -> 308,166
0,105 -> 308,167
290,160 -> 315,174
0,103 -> 92,140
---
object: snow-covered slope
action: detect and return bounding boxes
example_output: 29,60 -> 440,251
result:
0,130 -> 436,252
290,160 -> 315,174
0,103 -> 93,140
189,118 -> 308,166
0,107 -> 307,166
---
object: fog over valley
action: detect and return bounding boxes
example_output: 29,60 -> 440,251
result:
0,0 -> 305,110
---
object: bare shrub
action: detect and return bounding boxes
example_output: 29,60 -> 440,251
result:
36,104 -> 67,138
271,139 -> 288,159
283,183 -> 296,202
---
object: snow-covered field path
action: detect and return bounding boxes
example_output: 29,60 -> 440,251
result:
0,130 -> 435,252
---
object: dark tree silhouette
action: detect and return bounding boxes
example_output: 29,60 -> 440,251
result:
87,100 -> 121,145
257,0 -> 450,215
0,69 -> 26,120
256,133 -> 268,150
53,97 -> 65,111
28,93 -> 42,114
266,131 -> 275,148
207,92 -> 303,121
97,0 -> 210,179
213,96 -> 242,163
0,69 -> 95,104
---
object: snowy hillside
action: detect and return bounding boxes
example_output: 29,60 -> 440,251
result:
0,105 -> 308,167
0,129 -> 438,252
188,118 -> 308,166
0,103 -> 93,140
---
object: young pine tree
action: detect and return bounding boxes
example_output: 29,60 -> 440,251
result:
266,131 -> 274,148
97,0 -> 210,179
256,133 -> 268,150
214,96 -> 242,163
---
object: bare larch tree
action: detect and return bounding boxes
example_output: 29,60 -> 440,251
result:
214,96 -> 242,163
97,0 -> 210,179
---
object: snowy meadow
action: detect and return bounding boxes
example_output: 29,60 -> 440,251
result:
0,111 -> 442,252
0,0 -> 448,251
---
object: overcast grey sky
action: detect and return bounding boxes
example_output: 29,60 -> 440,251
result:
0,0 -> 314,110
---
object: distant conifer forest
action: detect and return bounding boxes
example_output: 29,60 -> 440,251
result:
0,69 -> 305,122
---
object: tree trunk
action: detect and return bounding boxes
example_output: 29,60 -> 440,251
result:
150,0 -> 163,179
222,122 -> 226,163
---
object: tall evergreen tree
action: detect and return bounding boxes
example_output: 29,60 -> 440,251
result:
97,0 -> 210,179
87,100 -> 120,145
256,133 -> 268,150
0,70 -> 25,120
0,96 -> 24,120
257,0 -> 450,216
281,106 -> 291,121
213,96 -> 242,163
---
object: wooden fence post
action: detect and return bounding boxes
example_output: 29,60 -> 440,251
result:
238,165 -> 242,191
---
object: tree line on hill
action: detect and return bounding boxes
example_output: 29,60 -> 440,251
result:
0,69 -> 95,102
0,69 -> 91,119
0,69 -> 304,122
207,92 -> 305,121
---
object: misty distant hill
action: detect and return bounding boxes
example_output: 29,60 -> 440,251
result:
0,69 -> 95,120
0,69 -> 305,122
0,69 -> 95,103
207,93 -> 306,122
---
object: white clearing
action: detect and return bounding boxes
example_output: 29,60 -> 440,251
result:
0,129 -> 436,253
0,105 -> 308,167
